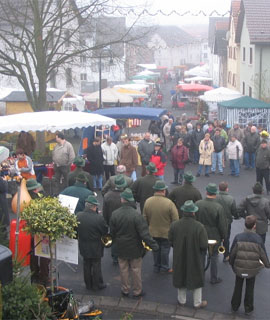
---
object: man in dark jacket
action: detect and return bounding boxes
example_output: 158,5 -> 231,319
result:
77,195 -> 108,291
196,183 -> 227,284
237,182 -> 270,243
68,156 -> 94,191
230,215 -> 270,315
191,123 -> 205,164
169,172 -> 202,218
169,200 -> 208,308
243,126 -> 260,169
216,182 -> 238,262
131,162 -> 158,213
255,139 -> 270,194
137,132 -> 155,177
211,128 -> 226,175
60,173 -> 94,213
110,188 -> 158,297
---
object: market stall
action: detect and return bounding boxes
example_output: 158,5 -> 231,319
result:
176,83 -> 214,106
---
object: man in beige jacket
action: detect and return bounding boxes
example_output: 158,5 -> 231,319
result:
143,180 -> 178,273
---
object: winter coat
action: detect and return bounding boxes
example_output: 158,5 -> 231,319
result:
169,216 -> 208,290
168,182 -> 202,218
212,135 -> 226,153
103,189 -> 122,225
143,194 -> 179,239
205,127 -> 215,138
150,150 -> 167,176
120,144 -> 138,176
198,139 -> 214,166
52,141 -> 75,167
237,194 -> 270,235
77,208 -> 108,259
101,174 -> 133,196
60,182 -> 93,213
228,128 -> 244,143
226,140 -> 243,160
196,198 -> 227,242
171,144 -> 189,169
256,146 -> 270,169
216,191 -> 238,224
110,202 -> 159,259
68,167 -> 94,191
170,121 -> 182,137
85,144 -> 104,175
0,178 -> 9,227
163,122 -> 172,138
137,138 -> 155,165
172,132 -> 189,147
230,229 -> 270,279
243,132 -> 260,153
191,129 -> 205,149
101,142 -> 118,166
132,174 -> 158,212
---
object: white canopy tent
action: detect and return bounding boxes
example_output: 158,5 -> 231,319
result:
137,63 -> 157,70
185,64 -> 210,77
114,84 -> 149,91
199,87 -> 242,103
0,111 -> 116,133
184,76 -> 213,83
84,88 -> 133,104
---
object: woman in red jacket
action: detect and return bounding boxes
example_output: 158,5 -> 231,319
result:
150,141 -> 167,180
171,138 -> 189,185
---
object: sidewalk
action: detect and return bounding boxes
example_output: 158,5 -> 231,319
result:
74,294 -> 248,320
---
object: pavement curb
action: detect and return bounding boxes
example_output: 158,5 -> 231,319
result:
74,294 -> 247,319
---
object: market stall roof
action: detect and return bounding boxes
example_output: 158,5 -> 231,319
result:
0,111 -> 116,133
138,70 -> 160,76
131,74 -> 157,80
218,96 -> 270,109
83,88 -> 133,104
115,88 -> 148,98
0,89 -> 66,102
137,64 -> 157,70
93,107 -> 166,120
177,84 -> 213,92
184,64 -> 210,77
184,76 -> 213,83
114,84 -> 149,90
199,87 -> 242,103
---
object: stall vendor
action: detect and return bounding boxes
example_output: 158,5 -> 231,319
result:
15,148 -> 36,180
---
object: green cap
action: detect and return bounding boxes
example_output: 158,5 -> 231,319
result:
146,162 -> 157,173
85,195 -> 99,206
181,200 -> 198,213
153,180 -> 168,191
120,188 -> 135,202
76,173 -> 88,183
114,175 -> 127,189
184,171 -> 195,183
73,157 -> 85,167
26,179 -> 42,191
206,183 -> 218,195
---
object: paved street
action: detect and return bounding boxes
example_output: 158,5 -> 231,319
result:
57,82 -> 270,319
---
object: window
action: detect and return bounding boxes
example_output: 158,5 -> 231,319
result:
80,55 -> 86,64
228,71 -> 232,84
249,86 -> 252,97
80,73 -> 87,81
242,47 -> 246,62
233,47 -> 236,60
66,68 -> 72,86
249,47 -> 253,64
203,53 -> 208,59
232,74 -> 236,87
242,81 -> 245,95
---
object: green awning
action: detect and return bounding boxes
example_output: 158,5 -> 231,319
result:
218,96 -> 270,109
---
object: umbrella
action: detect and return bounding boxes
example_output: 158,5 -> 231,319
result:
0,146 -> 9,162
0,111 -> 116,133
84,88 -> 133,104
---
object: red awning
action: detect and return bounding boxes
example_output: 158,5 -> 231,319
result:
177,84 -> 213,92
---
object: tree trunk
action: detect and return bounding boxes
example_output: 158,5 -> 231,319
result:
36,131 -> 46,154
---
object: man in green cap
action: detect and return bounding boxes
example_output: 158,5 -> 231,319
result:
169,171 -> 202,218
77,195 -> 108,291
143,180 -> 178,273
132,162 -> 158,213
103,175 -> 127,264
110,188 -> 158,298
60,173 -> 94,213
169,200 -> 208,308
68,156 -> 93,191
196,183 -> 227,284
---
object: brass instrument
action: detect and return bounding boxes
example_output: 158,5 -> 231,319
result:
142,241 -> 152,251
205,240 -> 226,271
101,234 -> 112,248
218,246 -> 225,254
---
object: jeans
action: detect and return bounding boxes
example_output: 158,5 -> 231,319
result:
178,287 -> 202,307
197,165 -> 210,175
231,276 -> 255,313
92,174 -> 103,189
211,151 -> 223,173
193,149 -> 200,164
173,168 -> 184,184
259,233 -> 266,244
244,152 -> 255,169
256,168 -> 270,192
104,165 -> 115,181
152,238 -> 170,272
156,175 -> 164,180
230,159 -> 240,176
223,223 -> 231,258
131,170 -> 137,181
210,246 -> 219,282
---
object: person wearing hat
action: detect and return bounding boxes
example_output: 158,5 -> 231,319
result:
103,175 -> 127,264
119,136 -> 138,180
137,132 -> 155,177
101,165 -> 133,196
68,156 -> 94,191
110,188 -> 158,297
131,162 -> 158,213
149,141 -> 167,180
143,180 -> 178,273
101,136 -> 118,181
60,172 -> 94,213
196,183 -> 227,284
77,195 -> 108,291
26,178 -> 44,198
168,171 -> 202,218
255,139 -> 270,195
190,122 -> 205,164
169,200 -> 208,309
237,182 -> 270,244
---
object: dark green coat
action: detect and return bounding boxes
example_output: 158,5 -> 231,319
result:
196,198 -> 227,242
77,208 -> 108,258
103,189 -> 122,225
168,182 -> 202,217
132,174 -> 158,212
216,191 -> 238,224
60,182 -> 93,213
110,202 -> 159,259
169,216 -> 208,290
68,167 -> 94,191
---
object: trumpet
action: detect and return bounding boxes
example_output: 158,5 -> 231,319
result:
101,234 -> 113,248
207,240 -> 225,256
142,241 -> 152,251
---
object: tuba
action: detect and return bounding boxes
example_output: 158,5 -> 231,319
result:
101,234 -> 112,248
